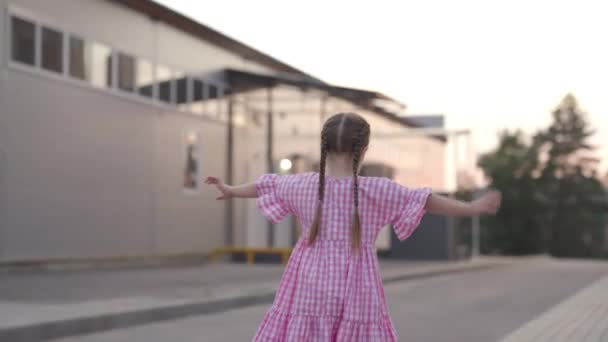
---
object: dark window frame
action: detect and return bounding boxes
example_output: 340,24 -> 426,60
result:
40,25 -> 64,74
116,51 -> 136,93
6,11 -> 227,121
10,15 -> 36,66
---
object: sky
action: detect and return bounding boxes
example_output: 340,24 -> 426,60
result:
157,0 -> 607,175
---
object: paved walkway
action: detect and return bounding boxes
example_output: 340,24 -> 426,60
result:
49,258 -> 608,342
501,274 -> 608,342
0,257 -> 509,341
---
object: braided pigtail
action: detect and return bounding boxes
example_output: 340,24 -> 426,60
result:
309,130 -> 328,245
351,129 -> 363,250
311,112 -> 370,250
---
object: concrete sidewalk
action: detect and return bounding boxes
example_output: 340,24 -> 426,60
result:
0,257 -> 512,341
501,273 -> 608,342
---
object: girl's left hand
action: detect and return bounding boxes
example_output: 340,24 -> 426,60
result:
204,176 -> 234,200
471,190 -> 502,215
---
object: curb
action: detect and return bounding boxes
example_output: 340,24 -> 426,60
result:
0,254 -> 212,274
383,262 -> 502,284
0,262 -> 506,342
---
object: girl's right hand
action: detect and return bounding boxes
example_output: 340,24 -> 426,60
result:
204,176 -> 234,200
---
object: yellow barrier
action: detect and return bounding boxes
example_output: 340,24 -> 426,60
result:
209,246 -> 292,265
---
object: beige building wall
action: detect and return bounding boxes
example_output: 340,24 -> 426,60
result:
229,86 -> 446,249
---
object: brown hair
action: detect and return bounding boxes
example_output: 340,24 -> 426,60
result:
309,113 -> 371,249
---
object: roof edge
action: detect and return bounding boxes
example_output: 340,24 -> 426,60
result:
109,0 -> 317,79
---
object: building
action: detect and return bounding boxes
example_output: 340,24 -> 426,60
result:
0,0 -> 446,263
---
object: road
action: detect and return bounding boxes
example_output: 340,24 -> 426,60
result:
57,258 -> 608,342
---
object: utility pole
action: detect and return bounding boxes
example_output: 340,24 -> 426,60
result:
471,189 -> 482,258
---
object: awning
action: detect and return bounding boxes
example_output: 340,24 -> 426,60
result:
224,69 -> 420,129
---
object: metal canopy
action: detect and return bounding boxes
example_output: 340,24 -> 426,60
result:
224,69 -> 418,129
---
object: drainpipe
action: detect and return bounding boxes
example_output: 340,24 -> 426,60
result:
266,85 -> 274,247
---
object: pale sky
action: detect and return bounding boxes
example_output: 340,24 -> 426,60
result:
157,0 -> 607,174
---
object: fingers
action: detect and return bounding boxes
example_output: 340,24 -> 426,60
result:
474,191 -> 499,215
204,176 -> 221,185
485,191 -> 502,214
205,176 -> 227,200
490,191 -> 502,208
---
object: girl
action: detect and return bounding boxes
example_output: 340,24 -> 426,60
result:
206,112 -> 501,341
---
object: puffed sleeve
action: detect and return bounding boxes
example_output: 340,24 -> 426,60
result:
256,174 -> 290,224
388,182 -> 433,241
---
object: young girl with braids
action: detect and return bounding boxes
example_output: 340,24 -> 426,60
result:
205,112 -> 501,341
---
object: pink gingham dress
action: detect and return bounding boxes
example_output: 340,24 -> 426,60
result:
253,172 -> 432,341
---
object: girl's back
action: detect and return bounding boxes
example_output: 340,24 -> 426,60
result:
206,112 -> 500,341
254,172 -> 431,341
258,172 -> 431,245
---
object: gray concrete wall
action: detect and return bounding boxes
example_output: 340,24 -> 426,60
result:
0,3 -> 7,260
0,66 -> 227,261
0,0 -> 269,261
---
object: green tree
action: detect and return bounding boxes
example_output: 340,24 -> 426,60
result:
478,130 -> 544,254
477,94 -> 608,257
536,94 -> 607,257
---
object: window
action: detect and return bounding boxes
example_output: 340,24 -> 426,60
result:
191,79 -> 205,114
117,52 -> 135,92
41,26 -> 63,73
11,16 -> 36,66
6,15 -> 227,119
90,42 -> 113,89
208,85 -> 218,99
176,76 -> 188,109
156,65 -> 172,103
136,59 -> 154,98
193,79 -> 204,101
183,131 -> 200,192
173,71 -> 185,105
69,36 -> 87,80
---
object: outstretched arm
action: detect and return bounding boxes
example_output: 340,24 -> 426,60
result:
425,191 -> 501,216
204,176 -> 257,199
